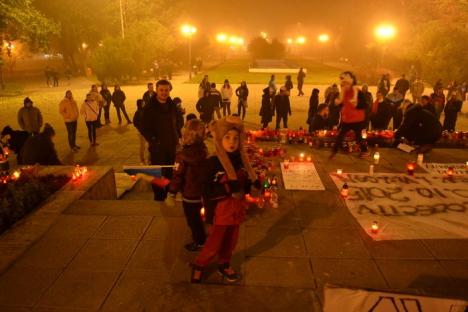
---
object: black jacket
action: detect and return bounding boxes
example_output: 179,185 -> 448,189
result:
273,95 -> 291,116
285,79 -> 294,90
141,97 -> 180,147
142,91 -> 155,106
235,86 -> 249,100
112,90 -> 126,106
309,114 -> 329,131
133,108 -> 144,134
307,96 -> 319,123
395,105 -> 442,144
370,100 -> 392,130
196,97 -> 214,123
21,134 -> 61,166
260,94 -> 273,123
395,78 -> 410,93
100,89 -> 112,105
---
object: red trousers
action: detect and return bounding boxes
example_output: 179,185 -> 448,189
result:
195,224 -> 240,267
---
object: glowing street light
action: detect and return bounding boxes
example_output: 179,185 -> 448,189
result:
81,42 -> 88,50
180,24 -> 197,80
260,32 -> 268,39
286,38 -> 293,45
318,34 -> 330,43
374,24 -> 396,41
216,33 -> 228,43
296,36 -> 306,45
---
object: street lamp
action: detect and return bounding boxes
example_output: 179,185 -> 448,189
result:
181,24 -> 197,80
296,36 -> 306,45
318,34 -> 330,43
374,24 -> 396,42
286,38 -> 293,45
216,33 -> 227,43
260,32 -> 268,39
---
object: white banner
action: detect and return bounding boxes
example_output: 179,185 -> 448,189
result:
281,162 -> 325,190
422,163 -> 468,175
324,286 -> 468,312
331,173 -> 468,240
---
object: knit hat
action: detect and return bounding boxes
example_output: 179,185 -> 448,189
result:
208,116 -> 256,181
182,119 -> 205,145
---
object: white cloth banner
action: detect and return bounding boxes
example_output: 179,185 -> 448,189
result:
331,173 -> 468,240
324,286 -> 468,312
422,163 -> 468,175
281,162 -> 325,190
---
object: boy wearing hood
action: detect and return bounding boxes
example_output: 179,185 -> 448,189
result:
17,97 -> 43,135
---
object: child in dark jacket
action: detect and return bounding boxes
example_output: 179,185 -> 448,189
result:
167,119 -> 208,251
191,115 -> 257,284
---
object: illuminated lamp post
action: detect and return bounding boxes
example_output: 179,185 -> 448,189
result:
181,24 -> 197,80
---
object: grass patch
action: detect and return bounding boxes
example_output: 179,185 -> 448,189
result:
189,58 -> 343,85
0,83 -> 25,97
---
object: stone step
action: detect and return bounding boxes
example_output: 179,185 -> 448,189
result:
64,200 -> 184,217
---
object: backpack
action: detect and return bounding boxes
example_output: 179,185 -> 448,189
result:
356,89 -> 369,110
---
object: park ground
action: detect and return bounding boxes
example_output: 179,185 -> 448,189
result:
0,66 -> 467,311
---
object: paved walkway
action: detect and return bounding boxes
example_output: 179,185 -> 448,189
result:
0,144 -> 466,311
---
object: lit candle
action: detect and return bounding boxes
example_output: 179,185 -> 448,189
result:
264,190 -> 272,199
82,167 -> 88,174
306,156 -> 312,162
447,167 -> 454,177
308,141 -> 313,147
336,169 -> 343,176
406,162 -> 415,176
12,171 -> 20,180
373,152 -> 380,164
271,177 -> 278,187
131,175 -> 136,181
258,148 -> 264,155
299,153 -> 305,162
283,159 -> 289,169
371,221 -> 379,234
361,130 -> 368,140
200,207 -> 206,217
341,183 -> 349,198
369,165 -> 374,176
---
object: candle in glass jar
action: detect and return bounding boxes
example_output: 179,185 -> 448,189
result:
306,156 -> 312,162
299,153 -> 305,162
373,152 -> 380,164
336,169 -> 343,176
447,167 -> 454,177
371,221 -> 379,234
406,162 -> 415,176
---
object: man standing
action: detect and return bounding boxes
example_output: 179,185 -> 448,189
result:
410,78 -> 425,104
112,84 -> 132,125
141,80 -> 182,201
142,82 -> 156,106
273,87 -> 292,129
59,90 -> 80,151
395,74 -> 410,98
297,68 -> 306,96
385,88 -> 404,129
208,83 -> 222,119
18,97 -> 43,135
100,84 -> 112,125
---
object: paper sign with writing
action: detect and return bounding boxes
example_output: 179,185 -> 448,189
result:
281,162 -> 325,190
331,173 -> 468,240
422,163 -> 468,175
324,286 -> 468,312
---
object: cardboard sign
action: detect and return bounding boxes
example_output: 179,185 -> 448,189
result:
331,173 -> 468,240
281,162 -> 325,190
324,286 -> 468,312
422,163 -> 468,175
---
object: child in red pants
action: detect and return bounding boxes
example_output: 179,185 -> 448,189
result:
191,115 -> 257,283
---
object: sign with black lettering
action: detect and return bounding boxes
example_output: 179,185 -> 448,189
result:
324,286 -> 468,312
331,173 -> 468,240
422,163 -> 468,175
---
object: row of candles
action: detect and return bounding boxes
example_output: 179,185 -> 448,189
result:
71,165 -> 88,181
0,170 -> 21,184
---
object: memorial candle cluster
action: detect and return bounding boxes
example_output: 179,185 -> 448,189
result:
72,165 -> 88,181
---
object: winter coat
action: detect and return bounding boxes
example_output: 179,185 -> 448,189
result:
203,152 -> 252,225
260,94 -> 273,123
196,97 -> 214,123
309,114 -> 329,131
307,96 -> 319,123
59,98 -> 79,122
443,99 -> 462,131
80,100 -> 99,122
142,90 -> 155,106
90,91 -> 104,108
297,71 -> 306,82
273,94 -> 291,116
17,106 -> 43,133
221,86 -> 233,101
208,89 -> 222,109
378,78 -> 391,96
4,130 -> 29,164
133,107 -> 144,134
112,90 -> 126,107
370,100 -> 392,130
100,89 -> 112,107
141,97 -> 180,147
235,86 -> 249,101
285,79 -> 294,91
168,142 -> 208,201
395,104 -> 442,145
21,134 -> 61,166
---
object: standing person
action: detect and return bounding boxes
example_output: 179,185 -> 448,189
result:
198,75 -> 210,98
235,81 -> 249,120
326,85 -> 341,128
285,75 -> 293,94
443,93 -> 463,132
196,91 -> 214,124
378,74 -> 391,97
100,84 -> 112,125
297,68 -> 306,96
191,116 -> 257,284
268,75 -> 277,94
361,84 -> 373,129
369,91 -> 392,130
112,84 -> 132,125
395,74 -> 410,98
21,124 -> 61,165
80,93 -> 100,146
168,119 -> 208,251
330,72 -> 369,159
0,126 -> 29,165
142,82 -> 156,107
259,87 -> 274,129
385,87 -> 404,129
220,79 -> 233,116
59,90 -> 80,151
52,69 -> 59,87
17,97 -> 43,135
309,104 -> 330,132
89,85 -> 104,127
430,88 -> 446,120
173,97 -> 186,138
273,86 -> 291,129
44,66 -> 51,87
307,88 -> 320,121
133,99 -> 147,164
325,83 -> 339,103
410,78 -> 425,104
433,79 -> 443,93
141,79 -> 181,201
408,65 -> 418,83
209,83 -> 222,119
